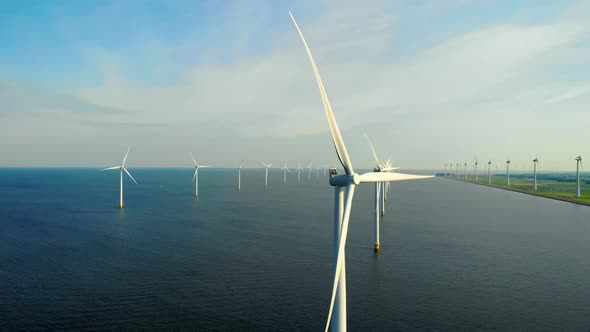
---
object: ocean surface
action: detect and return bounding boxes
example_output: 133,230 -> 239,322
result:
1,168 -> 590,331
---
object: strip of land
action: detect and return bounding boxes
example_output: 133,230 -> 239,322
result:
442,175 -> 590,207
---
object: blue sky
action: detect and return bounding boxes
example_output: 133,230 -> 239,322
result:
1,0 -> 589,171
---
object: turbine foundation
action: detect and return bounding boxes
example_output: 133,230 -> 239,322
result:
119,204 -> 124,208
374,243 -> 380,251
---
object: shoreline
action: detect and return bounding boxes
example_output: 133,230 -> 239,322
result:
443,176 -> 590,207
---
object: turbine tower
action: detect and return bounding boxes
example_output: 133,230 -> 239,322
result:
506,159 -> 511,186
290,12 -> 434,331
474,156 -> 478,182
191,154 -> 209,197
576,155 -> 582,198
101,146 -> 137,208
281,161 -> 290,184
308,161 -> 313,181
487,160 -> 492,184
238,161 -> 243,191
533,157 -> 539,191
262,162 -> 272,188
464,162 -> 467,179
456,163 -> 460,178
444,164 -> 447,176
297,162 -> 303,183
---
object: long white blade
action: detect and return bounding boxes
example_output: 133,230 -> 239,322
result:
359,172 -> 434,183
122,167 -> 137,184
380,167 -> 400,172
101,166 -> 121,171
290,12 -> 354,175
192,168 -> 198,182
191,153 -> 198,166
122,146 -> 131,166
199,165 -> 210,168
325,184 -> 356,332
365,134 -> 383,168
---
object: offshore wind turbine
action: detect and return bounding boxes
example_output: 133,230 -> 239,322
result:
297,162 -> 303,182
456,163 -> 460,178
576,155 -> 582,198
191,154 -> 209,197
262,162 -> 272,188
487,160 -> 492,184
281,161 -> 291,184
444,164 -> 447,176
238,161 -> 243,191
290,12 -> 434,331
308,161 -> 313,181
533,157 -> 539,191
506,159 -> 511,186
464,162 -> 467,179
101,146 -> 137,208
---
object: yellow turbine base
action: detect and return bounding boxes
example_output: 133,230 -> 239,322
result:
374,243 -> 380,251
119,204 -> 124,208
381,211 -> 385,216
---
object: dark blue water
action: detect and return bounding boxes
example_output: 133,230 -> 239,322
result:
1,168 -> 590,330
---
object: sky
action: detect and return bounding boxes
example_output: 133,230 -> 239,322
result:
1,0 -> 589,171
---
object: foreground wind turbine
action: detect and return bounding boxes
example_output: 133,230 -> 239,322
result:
281,161 -> 291,184
262,162 -> 272,188
191,154 -> 209,197
487,160 -> 492,184
506,159 -> 511,186
101,146 -> 137,208
297,162 -> 303,182
576,155 -> 582,198
533,157 -> 539,191
289,12 -> 434,331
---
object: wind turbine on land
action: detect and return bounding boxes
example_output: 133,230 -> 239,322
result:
262,162 -> 272,188
101,146 -> 137,208
191,154 -> 209,197
289,12 -> 434,332
281,161 -> 291,184
487,160 -> 492,184
506,159 -> 511,186
474,157 -> 478,182
533,157 -> 539,191
464,162 -> 467,179
576,156 -> 582,198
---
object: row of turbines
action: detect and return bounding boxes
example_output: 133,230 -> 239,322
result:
442,155 -> 584,197
102,149 -> 340,208
104,13 -> 435,331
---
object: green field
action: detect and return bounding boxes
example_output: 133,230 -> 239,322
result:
446,174 -> 590,206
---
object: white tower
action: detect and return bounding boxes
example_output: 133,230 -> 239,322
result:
576,156 -> 582,198
506,160 -> 511,186
533,158 -> 538,191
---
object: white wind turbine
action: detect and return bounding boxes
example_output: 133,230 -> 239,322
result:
487,160 -> 492,184
191,154 -> 209,197
290,12 -> 434,331
506,159 -> 511,186
576,155 -> 582,198
474,156 -> 478,182
308,161 -> 313,181
533,157 -> 539,191
456,163 -> 460,178
238,161 -> 243,191
281,161 -> 291,184
444,163 -> 447,176
101,146 -> 137,208
262,162 -> 272,188
297,162 -> 303,183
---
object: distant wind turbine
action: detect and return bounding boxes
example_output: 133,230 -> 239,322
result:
308,161 -> 313,181
487,160 -> 492,184
576,155 -> 582,198
474,156 -> 478,182
238,161 -> 243,191
281,161 -> 291,184
262,162 -> 272,188
191,154 -> 209,197
297,162 -> 303,183
464,162 -> 467,179
101,146 -> 137,208
533,157 -> 539,191
290,12 -> 434,332
506,159 -> 511,186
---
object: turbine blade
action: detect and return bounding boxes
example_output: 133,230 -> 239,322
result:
290,12 -> 354,175
101,166 -> 121,171
364,134 -> 383,168
359,172 -> 434,183
122,146 -> 131,166
122,167 -> 137,184
192,168 -> 198,182
191,153 -> 197,166
325,184 -> 356,332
